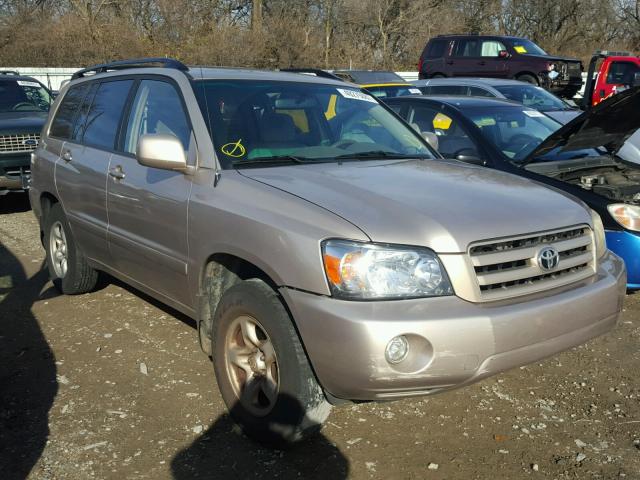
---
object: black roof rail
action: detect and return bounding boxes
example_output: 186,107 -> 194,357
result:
279,68 -> 344,81
593,49 -> 634,57
71,57 -> 189,80
436,33 -> 480,37
0,70 -> 20,75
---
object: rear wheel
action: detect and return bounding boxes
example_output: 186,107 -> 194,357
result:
431,73 -> 446,79
212,279 -> 331,447
516,73 -> 539,85
44,203 -> 98,294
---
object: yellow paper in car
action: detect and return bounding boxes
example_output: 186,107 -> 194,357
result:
514,46 -> 527,54
475,117 -> 496,127
433,113 -> 452,130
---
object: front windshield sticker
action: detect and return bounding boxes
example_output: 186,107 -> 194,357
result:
475,117 -> 497,127
221,139 -> 246,158
514,46 -> 527,54
17,80 -> 41,87
523,110 -> 545,117
433,113 -> 453,130
337,88 -> 378,103
409,88 -> 422,94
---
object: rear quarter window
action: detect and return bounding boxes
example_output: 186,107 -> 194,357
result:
49,84 -> 90,139
425,40 -> 447,58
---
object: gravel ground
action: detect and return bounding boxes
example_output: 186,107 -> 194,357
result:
1,192 -> 639,480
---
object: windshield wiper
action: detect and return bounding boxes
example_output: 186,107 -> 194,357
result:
334,150 -> 425,160
232,155 -> 317,169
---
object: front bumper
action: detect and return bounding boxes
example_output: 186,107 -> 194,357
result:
0,153 -> 31,191
282,251 -> 625,401
606,230 -> 640,288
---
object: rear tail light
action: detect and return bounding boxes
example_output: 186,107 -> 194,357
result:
418,56 -> 424,73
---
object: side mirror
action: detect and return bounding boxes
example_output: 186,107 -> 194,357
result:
455,149 -> 484,165
498,50 -> 511,59
137,134 -> 188,171
421,131 -> 439,151
633,72 -> 640,87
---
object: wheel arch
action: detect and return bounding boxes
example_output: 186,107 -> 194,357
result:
196,252 -> 282,355
514,71 -> 540,84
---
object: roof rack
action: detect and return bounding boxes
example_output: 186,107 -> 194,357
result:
436,33 -> 480,37
279,68 -> 344,81
71,57 -> 189,80
0,70 -> 20,75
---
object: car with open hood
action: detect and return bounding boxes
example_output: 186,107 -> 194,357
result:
386,88 -> 640,287
29,58 -> 625,446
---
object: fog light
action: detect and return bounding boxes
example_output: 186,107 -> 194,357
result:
385,335 -> 409,364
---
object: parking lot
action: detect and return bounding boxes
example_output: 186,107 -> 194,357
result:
0,192 -> 638,479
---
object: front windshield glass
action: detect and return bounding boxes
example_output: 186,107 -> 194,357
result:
194,80 -> 434,168
465,106 -> 561,161
509,39 -> 547,56
494,84 -> 570,111
0,79 -> 51,113
365,85 -> 421,98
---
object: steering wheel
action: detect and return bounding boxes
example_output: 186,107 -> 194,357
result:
12,102 -> 34,111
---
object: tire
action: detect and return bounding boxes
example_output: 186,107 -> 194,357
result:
212,279 -> 331,447
430,73 -> 446,79
516,73 -> 539,85
44,203 -> 98,294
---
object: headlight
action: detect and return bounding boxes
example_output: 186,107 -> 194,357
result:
322,239 -> 453,299
591,209 -> 606,259
607,203 -> 640,232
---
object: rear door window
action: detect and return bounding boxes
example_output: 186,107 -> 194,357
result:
468,86 -> 495,97
453,39 -> 480,57
82,80 -> 133,150
72,83 -> 99,141
49,83 -> 90,139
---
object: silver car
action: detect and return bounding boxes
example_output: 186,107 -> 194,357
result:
29,58 -> 626,445
413,77 -> 582,124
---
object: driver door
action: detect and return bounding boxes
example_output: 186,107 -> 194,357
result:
107,78 -> 194,307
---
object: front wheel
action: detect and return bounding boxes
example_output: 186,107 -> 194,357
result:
212,279 -> 331,447
516,73 -> 539,85
44,203 -> 98,294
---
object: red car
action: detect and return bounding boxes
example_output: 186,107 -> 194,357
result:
584,50 -> 640,106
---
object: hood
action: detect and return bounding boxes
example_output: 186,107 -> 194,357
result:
525,86 -> 640,162
543,109 -> 582,125
617,129 -> 640,165
517,54 -> 580,64
0,111 -> 48,134
238,159 -> 591,253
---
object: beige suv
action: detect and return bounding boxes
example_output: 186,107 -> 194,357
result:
30,58 -> 626,445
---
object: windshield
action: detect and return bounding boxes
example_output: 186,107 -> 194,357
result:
508,39 -> 547,56
494,84 -> 570,111
0,79 -> 51,113
465,106 -> 561,161
364,85 -> 422,99
194,80 -> 434,168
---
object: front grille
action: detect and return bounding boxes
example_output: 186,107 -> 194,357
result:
0,133 -> 39,154
567,62 -> 581,77
469,226 -> 595,301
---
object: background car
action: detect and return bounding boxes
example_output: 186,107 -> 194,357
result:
0,70 -> 52,196
418,34 -> 583,98
385,91 -> 640,288
332,69 -> 421,98
412,77 -> 581,124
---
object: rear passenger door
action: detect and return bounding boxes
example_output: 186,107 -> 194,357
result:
107,78 -> 194,307
52,79 -> 133,264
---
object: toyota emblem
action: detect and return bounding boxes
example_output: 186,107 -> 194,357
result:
538,246 -> 560,271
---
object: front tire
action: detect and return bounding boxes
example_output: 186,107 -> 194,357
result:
516,73 -> 539,85
212,279 -> 331,447
44,203 -> 98,294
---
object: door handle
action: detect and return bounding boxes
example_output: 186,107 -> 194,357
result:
477,61 -> 486,65
108,166 -> 125,180
446,60 -> 454,65
61,150 -> 72,162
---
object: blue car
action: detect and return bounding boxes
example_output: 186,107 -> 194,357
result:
385,88 -> 640,288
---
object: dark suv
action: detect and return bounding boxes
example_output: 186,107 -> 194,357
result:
418,35 -> 583,98
0,71 -> 52,195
